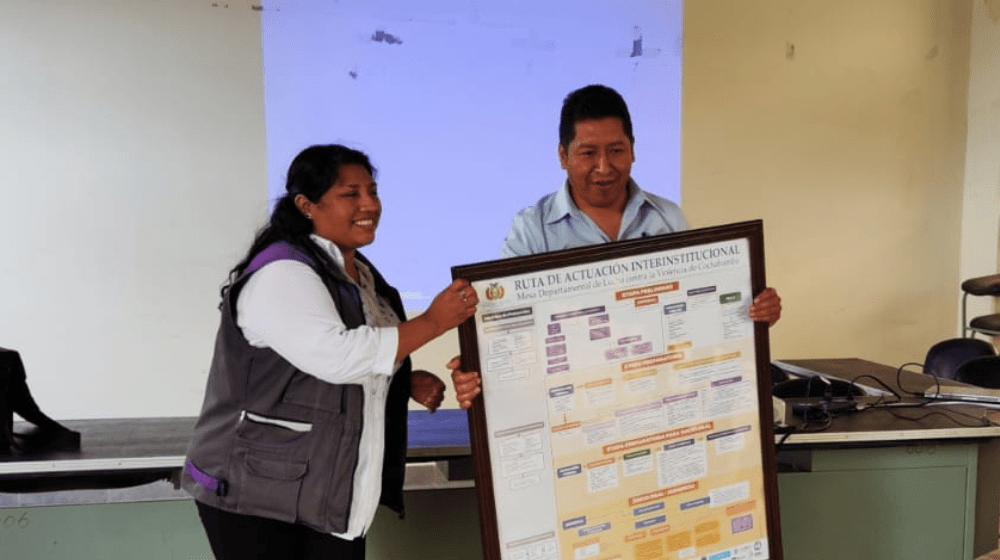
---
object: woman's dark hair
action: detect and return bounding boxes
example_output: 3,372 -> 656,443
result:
558,84 -> 635,150
223,144 -> 377,296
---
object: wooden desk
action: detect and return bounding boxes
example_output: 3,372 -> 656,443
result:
0,410 -> 473,502
774,358 -> 1000,444
773,358 -> 1000,560
0,410 -> 480,560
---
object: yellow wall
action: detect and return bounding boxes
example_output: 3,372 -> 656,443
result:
962,0 -> 1000,323
682,0 -> 973,366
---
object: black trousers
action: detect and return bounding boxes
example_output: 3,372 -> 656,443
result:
196,501 -> 366,560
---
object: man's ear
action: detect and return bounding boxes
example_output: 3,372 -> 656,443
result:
558,144 -> 568,169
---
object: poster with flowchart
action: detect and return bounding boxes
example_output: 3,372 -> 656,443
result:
453,221 -> 782,560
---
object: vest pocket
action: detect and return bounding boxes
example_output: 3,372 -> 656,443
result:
228,398 -> 361,532
232,412 -> 311,523
282,373 -> 346,414
234,451 -> 308,523
238,411 -> 312,443
296,413 -> 360,533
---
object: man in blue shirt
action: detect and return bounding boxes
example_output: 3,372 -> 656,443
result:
501,85 -> 689,258
451,84 -> 781,408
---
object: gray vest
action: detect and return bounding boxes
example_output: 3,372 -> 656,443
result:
182,242 -> 411,533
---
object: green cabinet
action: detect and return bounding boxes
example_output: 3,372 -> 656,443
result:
0,443 -> 990,559
777,444 -> 978,560
0,488 -> 484,560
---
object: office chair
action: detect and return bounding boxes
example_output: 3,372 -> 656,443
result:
923,337 -> 997,380
961,274 -> 1000,339
954,355 -> 1000,389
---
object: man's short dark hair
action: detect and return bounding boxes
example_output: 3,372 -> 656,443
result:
559,84 -> 635,149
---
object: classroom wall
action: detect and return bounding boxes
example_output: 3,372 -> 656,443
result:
0,0 -> 267,419
1,0 -> 995,418
681,0 -> 975,368
961,0 -> 1000,323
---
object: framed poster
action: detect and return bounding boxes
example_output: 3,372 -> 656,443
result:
452,220 -> 782,560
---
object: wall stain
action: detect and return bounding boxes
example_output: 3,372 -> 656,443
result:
371,30 -> 403,45
986,0 -> 1000,23
631,26 -> 643,57
785,41 -> 795,60
925,45 -> 939,60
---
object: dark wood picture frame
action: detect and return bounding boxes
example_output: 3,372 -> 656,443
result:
452,220 -> 782,560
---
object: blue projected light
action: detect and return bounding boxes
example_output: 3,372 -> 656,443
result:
262,0 -> 683,309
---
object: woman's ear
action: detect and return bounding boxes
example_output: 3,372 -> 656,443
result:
293,194 -> 311,217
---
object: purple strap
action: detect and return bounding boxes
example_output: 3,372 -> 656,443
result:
246,242 -> 314,275
185,460 -> 228,496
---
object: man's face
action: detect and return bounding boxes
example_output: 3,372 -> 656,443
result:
559,117 -> 634,212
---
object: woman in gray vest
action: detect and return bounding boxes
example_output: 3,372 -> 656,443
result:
182,144 -> 478,559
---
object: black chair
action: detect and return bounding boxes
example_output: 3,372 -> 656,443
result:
954,356 -> 1000,389
923,337 -> 996,380
961,274 -> 1000,339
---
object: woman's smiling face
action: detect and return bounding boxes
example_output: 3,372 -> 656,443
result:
300,163 -> 381,255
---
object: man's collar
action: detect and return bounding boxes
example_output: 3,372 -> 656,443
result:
548,180 -> 577,223
549,178 -> 645,225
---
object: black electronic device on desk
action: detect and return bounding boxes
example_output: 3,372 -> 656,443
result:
770,360 -> 875,423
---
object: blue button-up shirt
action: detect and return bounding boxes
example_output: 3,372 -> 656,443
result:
501,179 -> 689,258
